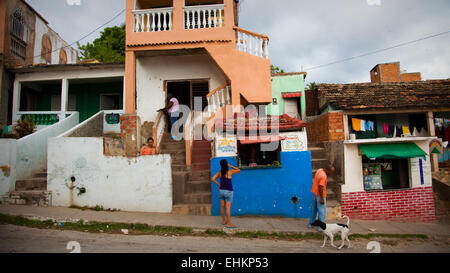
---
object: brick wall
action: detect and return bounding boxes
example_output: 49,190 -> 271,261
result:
401,72 -> 421,82
120,114 -> 141,157
341,187 -> 436,223
307,112 -> 344,143
380,62 -> 401,83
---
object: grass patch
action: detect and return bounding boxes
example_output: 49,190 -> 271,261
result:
0,213 -> 428,241
69,205 -> 120,212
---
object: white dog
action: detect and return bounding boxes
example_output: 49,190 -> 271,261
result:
311,215 -> 351,249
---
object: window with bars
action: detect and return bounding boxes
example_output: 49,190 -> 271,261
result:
10,37 -> 26,59
10,8 -> 28,43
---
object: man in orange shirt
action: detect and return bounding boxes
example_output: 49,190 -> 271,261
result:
308,165 -> 335,228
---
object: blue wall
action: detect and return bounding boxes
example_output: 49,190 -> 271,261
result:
210,151 -> 313,218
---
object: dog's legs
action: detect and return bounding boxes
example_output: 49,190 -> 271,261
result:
330,234 -> 337,248
338,232 -> 346,249
321,235 -> 327,248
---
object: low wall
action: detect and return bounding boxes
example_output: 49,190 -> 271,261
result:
342,187 -> 435,222
306,111 -> 344,143
61,111 -> 103,137
0,139 -> 17,196
210,151 -> 312,218
47,137 -> 173,213
16,112 -> 79,180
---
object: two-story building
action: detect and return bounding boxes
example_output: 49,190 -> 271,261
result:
0,0 -> 78,126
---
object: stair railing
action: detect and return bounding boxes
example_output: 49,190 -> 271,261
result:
206,83 -> 231,115
234,26 -> 269,59
153,111 -> 166,152
184,110 -> 195,167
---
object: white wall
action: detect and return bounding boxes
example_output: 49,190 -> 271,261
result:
342,140 -> 433,193
34,16 -> 78,65
47,138 -> 173,213
16,112 -> 79,180
136,54 -> 227,123
0,140 -> 17,196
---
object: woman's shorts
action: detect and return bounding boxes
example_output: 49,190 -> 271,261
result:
218,190 -> 234,203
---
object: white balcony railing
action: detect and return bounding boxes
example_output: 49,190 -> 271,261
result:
207,84 -> 231,115
235,28 -> 269,59
184,4 -> 225,29
133,7 -> 173,32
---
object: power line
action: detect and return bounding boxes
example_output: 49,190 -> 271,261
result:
304,29 -> 450,71
29,8 -> 125,61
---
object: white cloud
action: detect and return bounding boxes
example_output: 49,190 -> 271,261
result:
366,0 -> 381,6
66,0 -> 81,6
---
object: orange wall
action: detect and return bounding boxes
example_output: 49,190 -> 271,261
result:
124,0 -> 271,114
401,72 -> 421,82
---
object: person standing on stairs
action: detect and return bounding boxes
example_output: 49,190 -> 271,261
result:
211,159 -> 240,228
157,93 -> 180,140
308,165 -> 335,228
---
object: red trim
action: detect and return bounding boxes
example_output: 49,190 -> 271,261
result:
239,136 -> 286,145
282,92 -> 302,98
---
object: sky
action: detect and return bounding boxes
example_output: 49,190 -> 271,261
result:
26,0 -> 450,85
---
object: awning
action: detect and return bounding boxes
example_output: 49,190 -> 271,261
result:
282,92 -> 302,98
239,136 -> 286,145
359,143 -> 427,159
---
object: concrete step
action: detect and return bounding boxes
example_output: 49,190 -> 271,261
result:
172,204 -> 211,216
4,191 -> 52,206
192,162 -> 210,171
326,200 -> 342,220
171,164 -> 187,171
185,181 -> 211,194
311,158 -> 330,170
15,178 -> 47,191
308,147 -> 326,158
183,192 -> 212,204
189,170 -> 212,182
192,153 -> 212,163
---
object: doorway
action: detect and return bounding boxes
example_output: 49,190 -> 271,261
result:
284,98 -> 301,119
166,80 -> 209,111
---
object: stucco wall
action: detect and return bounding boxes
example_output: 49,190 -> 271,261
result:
0,139 -> 17,196
211,152 -> 313,218
47,137 -> 173,213
34,16 -> 78,65
16,112 -> 79,180
267,74 -> 306,119
136,54 -> 227,123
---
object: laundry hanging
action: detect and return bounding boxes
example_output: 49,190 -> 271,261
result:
352,118 -> 361,131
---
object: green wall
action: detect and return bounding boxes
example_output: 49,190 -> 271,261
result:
266,74 -> 306,120
36,81 -> 123,122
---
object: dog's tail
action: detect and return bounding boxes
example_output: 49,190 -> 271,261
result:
342,215 -> 350,226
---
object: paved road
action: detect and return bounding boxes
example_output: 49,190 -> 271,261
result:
1,225 -> 449,253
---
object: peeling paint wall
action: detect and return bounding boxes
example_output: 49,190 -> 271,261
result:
47,137 -> 173,213
0,139 -> 17,196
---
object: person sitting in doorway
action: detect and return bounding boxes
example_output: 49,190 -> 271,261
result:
140,137 -> 158,156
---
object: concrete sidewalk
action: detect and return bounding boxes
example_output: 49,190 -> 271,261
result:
1,204 -> 449,237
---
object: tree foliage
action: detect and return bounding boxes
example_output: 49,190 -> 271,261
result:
271,65 -> 285,74
77,24 -> 126,63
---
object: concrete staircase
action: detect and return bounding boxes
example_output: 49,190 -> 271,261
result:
309,143 -> 342,219
1,169 -> 52,206
161,133 -> 213,216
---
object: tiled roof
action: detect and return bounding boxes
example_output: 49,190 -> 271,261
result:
215,114 -> 307,132
316,80 -> 450,111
